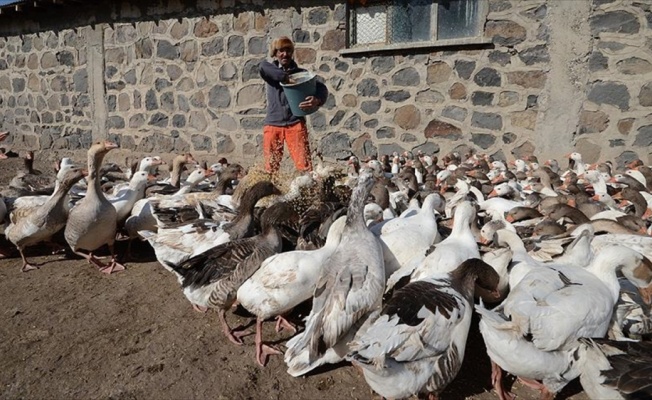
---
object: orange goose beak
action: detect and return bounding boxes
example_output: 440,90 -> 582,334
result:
639,284 -> 652,305
104,140 -> 119,150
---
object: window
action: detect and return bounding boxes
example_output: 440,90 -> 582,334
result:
347,0 -> 487,50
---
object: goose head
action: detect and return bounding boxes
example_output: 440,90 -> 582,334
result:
60,166 -> 88,189
595,244 -> 652,304
139,156 -> 165,172
452,258 -> 501,300
480,219 -> 515,244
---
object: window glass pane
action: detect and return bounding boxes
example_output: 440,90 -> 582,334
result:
355,5 -> 388,45
389,0 -> 432,43
437,0 -> 480,40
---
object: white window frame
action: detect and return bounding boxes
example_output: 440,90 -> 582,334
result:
341,0 -> 491,56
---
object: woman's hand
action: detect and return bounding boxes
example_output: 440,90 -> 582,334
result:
299,96 -> 321,111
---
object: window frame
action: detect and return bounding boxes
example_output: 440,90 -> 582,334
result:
341,0 -> 491,56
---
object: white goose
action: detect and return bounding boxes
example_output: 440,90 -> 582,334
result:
386,201 -> 479,292
108,171 -> 154,222
237,215 -> 347,366
373,193 -> 442,278
347,258 -> 500,399
284,167 -> 385,377
476,244 -> 652,400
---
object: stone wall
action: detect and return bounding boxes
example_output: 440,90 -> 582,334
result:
0,0 -> 650,167
575,0 -> 652,168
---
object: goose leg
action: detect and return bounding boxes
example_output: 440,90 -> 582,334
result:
255,318 -> 282,367
100,244 -> 126,274
19,249 -> 38,272
275,314 -> 297,334
218,309 -> 249,346
517,377 -> 553,400
74,250 -> 109,269
192,304 -> 208,313
491,361 -> 515,400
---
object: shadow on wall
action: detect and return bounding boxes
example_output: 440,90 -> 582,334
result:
0,0 -> 338,36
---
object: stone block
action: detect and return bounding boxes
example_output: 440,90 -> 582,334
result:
617,57 -> 652,75
392,67 -> 420,86
590,11 -> 640,36
227,35 -> 245,57
371,57 -> 395,74
427,62 -> 452,84
308,7 -> 328,25
191,134 -> 212,151
236,84 -> 265,107
472,91 -> 494,106
615,151 -> 640,170
321,29 -> 346,51
454,60 -> 476,80
194,19 -> 219,38
319,132 -> 352,159
357,78 -> 379,97
415,90 -> 445,104
394,105 -> 420,130
486,20 -> 527,47
587,81 -> 630,110
208,85 -> 231,108
180,40 -> 199,62
511,109 -> 537,131
215,133 -> 235,154
511,141 -> 536,160
471,112 -> 502,130
474,67 -> 501,87
640,82 -> 652,106
578,110 -> 609,134
376,126 -> 395,139
157,40 -> 179,60
342,94 -> 357,107
219,62 -> 238,81
634,124 -> 652,147
617,118 -> 634,135
424,119 -> 462,140
202,37 -> 224,56
442,105 -> 468,122
149,112 -> 169,127
472,133 -> 496,149
384,90 -> 411,102
361,100 -> 381,115
449,82 -> 467,100
518,44 -> 550,65
507,71 -> 547,89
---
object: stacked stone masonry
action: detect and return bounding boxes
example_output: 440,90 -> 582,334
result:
0,0 -> 650,167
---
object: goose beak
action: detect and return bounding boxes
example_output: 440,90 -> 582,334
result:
505,214 -> 515,223
488,189 -> 499,198
204,169 -> 216,178
147,174 -> 157,181
642,208 -> 652,220
104,141 -> 119,149
638,284 -> 652,305
81,169 -> 89,177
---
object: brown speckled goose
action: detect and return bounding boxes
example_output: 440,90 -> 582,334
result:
347,258 -> 500,399
64,141 -> 123,274
6,167 -> 87,272
163,204 -> 283,346
576,338 -> 652,400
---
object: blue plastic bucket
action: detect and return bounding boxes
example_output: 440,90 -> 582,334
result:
280,71 -> 317,117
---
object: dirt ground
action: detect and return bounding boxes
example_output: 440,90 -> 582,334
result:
0,154 -> 589,400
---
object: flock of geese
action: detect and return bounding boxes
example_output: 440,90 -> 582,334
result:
1,134 -> 652,399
